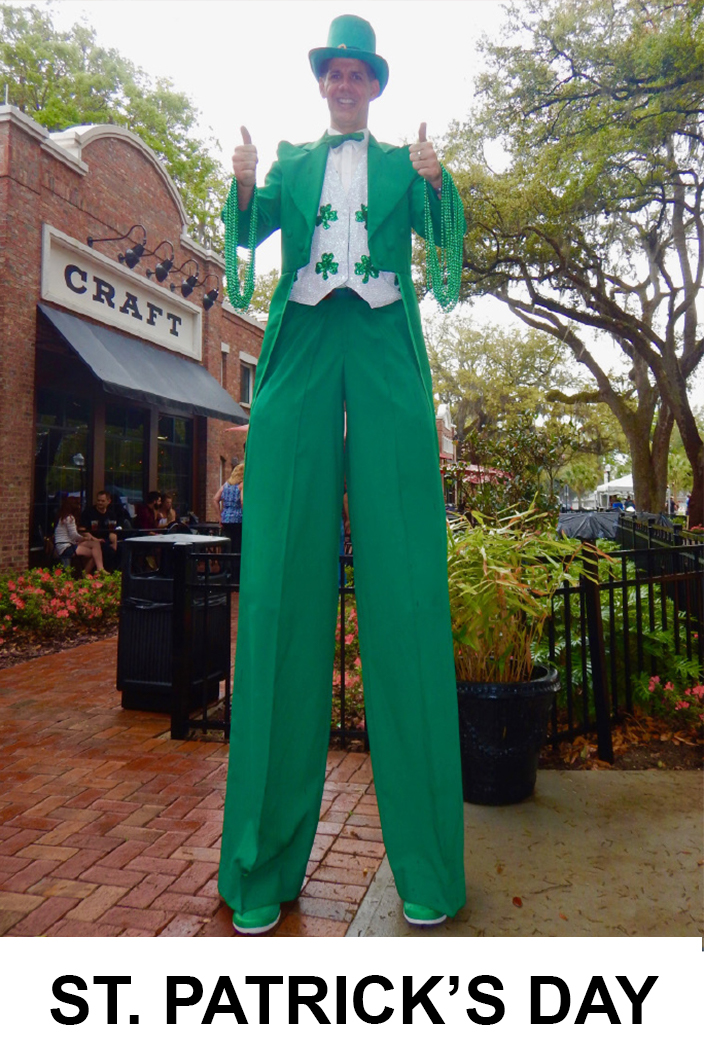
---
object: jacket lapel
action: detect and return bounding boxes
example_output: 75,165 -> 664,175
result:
280,133 -> 415,249
367,134 -> 414,240
284,136 -> 329,232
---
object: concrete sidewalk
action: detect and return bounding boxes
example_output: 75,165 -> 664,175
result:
347,771 -> 704,937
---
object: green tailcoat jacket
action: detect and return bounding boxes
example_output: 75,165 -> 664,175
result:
231,132 -> 465,413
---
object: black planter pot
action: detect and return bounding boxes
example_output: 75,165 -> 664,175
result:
457,665 -> 560,805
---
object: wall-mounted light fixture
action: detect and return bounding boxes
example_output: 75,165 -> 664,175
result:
87,224 -> 148,269
170,259 -> 200,298
145,240 -> 175,283
86,229 -> 217,307
200,274 -> 221,310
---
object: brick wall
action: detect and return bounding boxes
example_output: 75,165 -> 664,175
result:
0,107 -> 263,571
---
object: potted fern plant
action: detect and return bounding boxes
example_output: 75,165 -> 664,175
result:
447,507 -> 582,804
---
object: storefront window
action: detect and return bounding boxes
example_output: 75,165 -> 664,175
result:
157,415 -> 193,517
240,363 -> 252,405
105,404 -> 147,510
33,389 -> 91,540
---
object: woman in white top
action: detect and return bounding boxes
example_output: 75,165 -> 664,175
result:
54,496 -> 105,573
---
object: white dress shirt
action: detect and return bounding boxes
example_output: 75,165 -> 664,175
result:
327,126 -> 369,194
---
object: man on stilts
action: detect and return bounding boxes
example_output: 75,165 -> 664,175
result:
218,14 -> 466,935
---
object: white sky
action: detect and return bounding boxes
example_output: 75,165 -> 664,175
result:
6,0 -> 703,409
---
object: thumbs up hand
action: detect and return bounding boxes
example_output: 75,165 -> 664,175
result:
232,126 -> 258,189
409,122 -> 442,190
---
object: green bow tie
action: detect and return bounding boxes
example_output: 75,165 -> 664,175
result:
322,131 -> 365,149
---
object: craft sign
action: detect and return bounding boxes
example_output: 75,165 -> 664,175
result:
40,225 -> 202,360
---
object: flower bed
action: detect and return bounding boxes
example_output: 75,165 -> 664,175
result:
332,600 -> 365,731
0,567 -> 121,648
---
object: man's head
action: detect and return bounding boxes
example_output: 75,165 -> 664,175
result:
95,490 -> 110,513
310,15 -> 388,129
147,490 -> 161,509
319,57 -> 379,133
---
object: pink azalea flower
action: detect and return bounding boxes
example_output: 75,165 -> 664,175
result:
664,682 -> 674,691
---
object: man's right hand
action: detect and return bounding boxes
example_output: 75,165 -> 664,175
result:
233,126 -> 257,210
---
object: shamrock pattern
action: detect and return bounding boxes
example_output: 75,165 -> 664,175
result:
316,204 -> 338,230
354,255 -> 379,284
355,204 -> 368,230
315,253 -> 339,281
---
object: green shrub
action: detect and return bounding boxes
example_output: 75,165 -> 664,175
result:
0,567 -> 121,644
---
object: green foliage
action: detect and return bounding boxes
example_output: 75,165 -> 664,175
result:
452,0 -> 704,519
447,507 -> 583,682
244,267 -> 280,320
542,551 -> 703,733
0,3 -> 228,250
0,567 -> 121,641
429,319 -> 630,511
460,411 -> 583,515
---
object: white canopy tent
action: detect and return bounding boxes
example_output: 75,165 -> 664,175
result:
595,474 -> 633,508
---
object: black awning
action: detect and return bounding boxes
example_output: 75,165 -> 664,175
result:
38,304 -> 249,424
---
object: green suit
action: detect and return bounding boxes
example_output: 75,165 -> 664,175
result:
218,133 -> 466,918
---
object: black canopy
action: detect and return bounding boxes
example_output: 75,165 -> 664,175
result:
39,304 -> 249,424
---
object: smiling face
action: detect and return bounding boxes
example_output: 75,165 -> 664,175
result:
318,57 -> 380,134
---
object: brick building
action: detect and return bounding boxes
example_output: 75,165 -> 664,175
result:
0,105 -> 263,571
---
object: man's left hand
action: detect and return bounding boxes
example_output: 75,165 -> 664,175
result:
410,123 -> 442,190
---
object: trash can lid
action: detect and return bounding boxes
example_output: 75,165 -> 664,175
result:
125,534 -> 230,546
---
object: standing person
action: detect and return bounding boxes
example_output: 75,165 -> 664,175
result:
219,14 -> 466,935
214,462 -> 244,584
54,496 -> 104,573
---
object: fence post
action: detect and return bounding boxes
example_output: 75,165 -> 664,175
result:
582,541 -> 614,763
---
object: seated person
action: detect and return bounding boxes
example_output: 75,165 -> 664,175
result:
78,489 -> 121,572
54,496 -> 104,573
158,492 -> 178,527
80,489 -> 113,532
107,492 -> 133,529
135,491 -> 162,530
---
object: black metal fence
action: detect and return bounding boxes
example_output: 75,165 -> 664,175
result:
545,540 -> 703,760
331,522 -> 704,754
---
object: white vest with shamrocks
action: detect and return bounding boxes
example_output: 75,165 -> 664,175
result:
288,149 -> 402,308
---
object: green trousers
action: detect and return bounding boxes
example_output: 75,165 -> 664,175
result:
218,294 -> 466,917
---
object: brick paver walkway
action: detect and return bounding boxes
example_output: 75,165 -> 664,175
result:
0,618 -> 382,937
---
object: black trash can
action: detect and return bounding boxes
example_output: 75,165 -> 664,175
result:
116,534 -> 233,738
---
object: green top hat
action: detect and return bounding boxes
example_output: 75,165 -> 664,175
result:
309,14 -> 389,95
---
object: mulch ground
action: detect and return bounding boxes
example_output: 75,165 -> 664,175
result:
0,625 -> 119,671
540,712 -> 703,771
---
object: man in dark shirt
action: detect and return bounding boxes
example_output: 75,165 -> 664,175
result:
79,490 -> 120,572
79,490 -> 112,532
135,491 -> 162,531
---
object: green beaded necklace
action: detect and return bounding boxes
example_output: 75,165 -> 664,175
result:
423,166 -> 464,312
223,176 -> 258,311
224,165 -> 463,313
